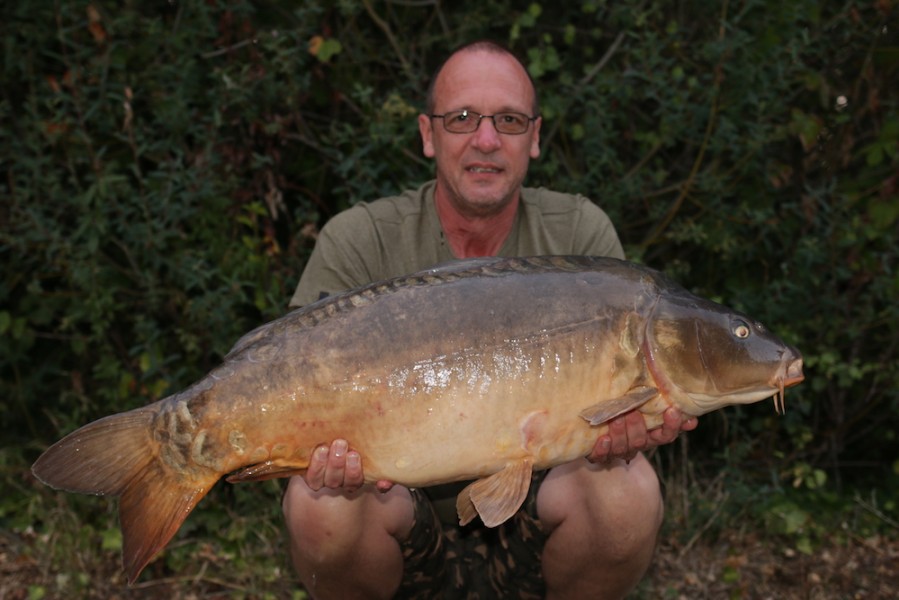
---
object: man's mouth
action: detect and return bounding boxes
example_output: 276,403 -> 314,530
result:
467,166 -> 501,174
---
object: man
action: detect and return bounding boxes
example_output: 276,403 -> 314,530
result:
282,40 -> 697,599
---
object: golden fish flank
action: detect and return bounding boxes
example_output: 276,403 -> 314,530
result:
388,341 -> 550,398
31,255 -> 803,583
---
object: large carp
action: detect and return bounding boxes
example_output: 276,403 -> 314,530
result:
32,256 -> 803,582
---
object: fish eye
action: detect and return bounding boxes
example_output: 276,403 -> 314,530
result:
732,320 -> 751,339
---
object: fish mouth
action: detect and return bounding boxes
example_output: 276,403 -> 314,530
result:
782,357 -> 805,387
771,356 -> 804,415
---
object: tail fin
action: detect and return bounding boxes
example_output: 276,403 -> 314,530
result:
32,405 -> 218,583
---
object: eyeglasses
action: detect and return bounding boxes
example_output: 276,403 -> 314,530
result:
429,110 -> 538,135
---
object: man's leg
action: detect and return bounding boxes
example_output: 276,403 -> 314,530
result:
282,476 -> 415,600
536,453 -> 663,600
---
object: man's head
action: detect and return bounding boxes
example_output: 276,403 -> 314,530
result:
423,41 -> 540,116
418,41 -> 542,218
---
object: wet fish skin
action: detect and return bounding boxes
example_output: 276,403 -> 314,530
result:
31,255 -> 803,582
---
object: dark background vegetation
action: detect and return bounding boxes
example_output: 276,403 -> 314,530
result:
2,1 -> 897,598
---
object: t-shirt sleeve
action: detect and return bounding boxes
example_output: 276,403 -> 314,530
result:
571,200 -> 626,259
288,208 -> 380,308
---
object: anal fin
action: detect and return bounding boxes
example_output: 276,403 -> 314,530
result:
456,458 -> 533,527
226,459 -> 309,483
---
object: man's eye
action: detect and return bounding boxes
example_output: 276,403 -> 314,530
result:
503,113 -> 525,125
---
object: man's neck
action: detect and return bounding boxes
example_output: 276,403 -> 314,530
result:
434,189 -> 520,258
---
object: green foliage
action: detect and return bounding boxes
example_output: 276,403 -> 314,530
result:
1,0 -> 897,594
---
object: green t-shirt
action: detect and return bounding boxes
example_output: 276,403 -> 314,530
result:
289,180 -> 624,307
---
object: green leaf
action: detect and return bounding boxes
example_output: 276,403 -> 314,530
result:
28,586 -> 46,600
101,527 -> 123,551
796,537 -> 814,555
315,38 -> 342,62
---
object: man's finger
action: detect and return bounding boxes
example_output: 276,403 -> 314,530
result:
344,450 -> 364,489
305,444 -> 329,491
323,439 -> 348,488
623,411 -> 648,453
607,415 -> 630,458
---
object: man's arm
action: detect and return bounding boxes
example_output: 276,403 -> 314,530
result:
289,208 -> 382,308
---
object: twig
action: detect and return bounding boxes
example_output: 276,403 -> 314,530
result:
201,38 -> 257,59
540,31 -> 626,150
854,493 -> 899,532
678,489 -> 730,558
639,0 -> 729,249
385,0 -> 438,5
129,568 -> 251,593
361,0 -> 414,79
638,97 -> 717,248
578,30 -> 627,88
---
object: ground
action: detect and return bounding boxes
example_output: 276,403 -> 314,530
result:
2,526 -> 897,599
641,532 -> 899,599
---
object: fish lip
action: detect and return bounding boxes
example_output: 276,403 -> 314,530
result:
778,357 -> 805,388
782,374 -> 805,387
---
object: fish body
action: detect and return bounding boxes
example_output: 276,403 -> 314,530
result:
32,256 -> 803,582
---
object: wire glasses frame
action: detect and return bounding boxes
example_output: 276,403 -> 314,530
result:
429,109 -> 539,135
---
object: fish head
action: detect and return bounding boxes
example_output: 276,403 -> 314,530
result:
646,292 -> 804,415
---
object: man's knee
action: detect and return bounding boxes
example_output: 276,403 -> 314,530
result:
591,456 -> 663,561
537,456 -> 663,598
283,477 -> 415,599
539,454 -> 661,528
283,476 -> 414,555
603,454 -> 663,519
283,478 -> 349,570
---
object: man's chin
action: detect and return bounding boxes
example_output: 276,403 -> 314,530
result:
459,193 -> 514,216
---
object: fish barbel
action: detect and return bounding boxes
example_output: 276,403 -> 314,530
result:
31,256 -> 804,582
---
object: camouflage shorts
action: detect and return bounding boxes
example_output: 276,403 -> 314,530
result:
396,470 -> 550,599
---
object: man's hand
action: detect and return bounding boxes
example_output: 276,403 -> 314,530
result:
588,407 -> 698,464
304,439 -> 394,492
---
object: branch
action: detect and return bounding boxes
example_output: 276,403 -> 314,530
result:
541,31 -> 626,150
361,0 -> 414,79
638,0 -> 730,249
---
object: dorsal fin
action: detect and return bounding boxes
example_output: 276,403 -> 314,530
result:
416,257 -> 503,276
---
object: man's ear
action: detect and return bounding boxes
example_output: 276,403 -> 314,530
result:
419,114 -> 435,158
530,116 -> 542,159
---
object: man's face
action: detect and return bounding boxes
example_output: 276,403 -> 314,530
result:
418,50 -> 541,218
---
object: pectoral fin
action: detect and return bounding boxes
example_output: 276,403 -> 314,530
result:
226,459 -> 309,483
578,386 -> 659,426
456,458 -> 533,527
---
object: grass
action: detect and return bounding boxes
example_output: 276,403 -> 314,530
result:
2,446 -> 305,600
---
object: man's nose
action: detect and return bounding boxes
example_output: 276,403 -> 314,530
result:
471,117 -> 502,151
